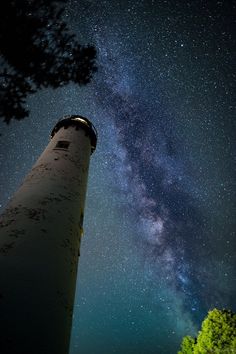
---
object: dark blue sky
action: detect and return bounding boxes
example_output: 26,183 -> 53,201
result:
0,1 -> 235,353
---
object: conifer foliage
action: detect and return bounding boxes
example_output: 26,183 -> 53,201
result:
0,0 -> 97,123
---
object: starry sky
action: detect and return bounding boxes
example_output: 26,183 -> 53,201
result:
0,0 -> 235,353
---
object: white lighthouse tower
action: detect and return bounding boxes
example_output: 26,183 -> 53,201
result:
0,115 -> 97,354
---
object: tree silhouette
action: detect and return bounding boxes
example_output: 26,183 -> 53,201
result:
178,309 -> 236,353
0,0 -> 97,123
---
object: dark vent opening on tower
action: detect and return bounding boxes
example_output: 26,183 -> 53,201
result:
55,141 -> 70,149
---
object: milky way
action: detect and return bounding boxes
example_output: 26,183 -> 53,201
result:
68,1 -> 235,352
0,1 -> 235,353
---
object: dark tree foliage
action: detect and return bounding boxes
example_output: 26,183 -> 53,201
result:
0,0 -> 97,123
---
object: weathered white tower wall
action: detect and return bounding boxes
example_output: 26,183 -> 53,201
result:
0,116 -> 97,354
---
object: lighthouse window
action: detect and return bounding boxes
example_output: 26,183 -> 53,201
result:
55,141 -> 70,149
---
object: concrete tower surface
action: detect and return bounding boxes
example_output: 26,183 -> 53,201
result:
0,115 -> 97,354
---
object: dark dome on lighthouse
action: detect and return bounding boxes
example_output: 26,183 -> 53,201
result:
51,115 -> 97,154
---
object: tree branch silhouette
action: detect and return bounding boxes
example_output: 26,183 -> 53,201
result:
0,0 -> 97,123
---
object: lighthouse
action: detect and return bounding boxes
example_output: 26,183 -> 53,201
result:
0,115 -> 97,354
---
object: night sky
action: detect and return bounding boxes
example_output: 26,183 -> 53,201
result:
0,1 -> 235,353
